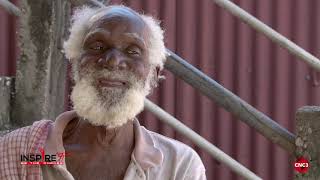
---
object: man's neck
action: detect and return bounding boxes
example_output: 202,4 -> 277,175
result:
63,117 -> 134,149
62,117 -> 135,180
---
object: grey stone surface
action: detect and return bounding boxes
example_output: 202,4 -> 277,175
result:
0,77 -> 14,130
295,106 -> 320,180
12,0 -> 71,126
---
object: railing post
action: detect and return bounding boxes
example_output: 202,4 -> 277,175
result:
295,106 -> 320,179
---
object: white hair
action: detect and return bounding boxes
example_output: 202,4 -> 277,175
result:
63,5 -> 167,84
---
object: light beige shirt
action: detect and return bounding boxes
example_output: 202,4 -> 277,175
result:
41,111 -> 206,180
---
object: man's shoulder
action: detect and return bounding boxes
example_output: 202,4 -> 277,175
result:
143,129 -> 206,179
0,120 -> 52,151
147,129 -> 204,166
147,130 -> 196,156
147,130 -> 203,163
0,120 -> 53,179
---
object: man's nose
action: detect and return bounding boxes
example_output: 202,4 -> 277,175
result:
97,49 -> 128,70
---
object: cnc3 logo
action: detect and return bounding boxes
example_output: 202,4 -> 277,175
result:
294,157 -> 309,174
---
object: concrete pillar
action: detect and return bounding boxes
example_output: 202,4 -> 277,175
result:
295,106 -> 320,179
11,0 -> 71,126
0,77 -> 14,130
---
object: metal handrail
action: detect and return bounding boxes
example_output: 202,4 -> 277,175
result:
145,99 -> 262,180
165,50 -> 296,154
212,0 -> 320,71
0,0 -> 21,16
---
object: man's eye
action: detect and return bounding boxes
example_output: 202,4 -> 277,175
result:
91,46 -> 104,51
87,42 -> 105,52
126,47 -> 141,56
127,49 -> 138,54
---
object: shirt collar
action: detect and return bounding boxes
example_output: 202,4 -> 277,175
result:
132,119 -> 163,170
45,111 -> 163,171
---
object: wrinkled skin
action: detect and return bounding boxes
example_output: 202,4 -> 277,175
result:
63,7 -> 151,180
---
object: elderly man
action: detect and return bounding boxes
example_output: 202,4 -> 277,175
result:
0,5 -> 206,180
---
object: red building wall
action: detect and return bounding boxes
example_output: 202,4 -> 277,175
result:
2,0 -> 320,179
0,0 -> 18,76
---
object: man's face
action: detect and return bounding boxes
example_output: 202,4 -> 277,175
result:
71,8 -> 152,127
79,8 -> 150,102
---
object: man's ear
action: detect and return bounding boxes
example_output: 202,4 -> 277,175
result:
155,66 -> 161,78
155,66 -> 165,82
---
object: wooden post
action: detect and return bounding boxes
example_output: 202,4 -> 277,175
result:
295,106 -> 320,179
11,0 -> 71,127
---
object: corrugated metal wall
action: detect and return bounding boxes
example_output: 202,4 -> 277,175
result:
1,0 -> 320,179
0,0 -> 18,76
109,1 -> 319,179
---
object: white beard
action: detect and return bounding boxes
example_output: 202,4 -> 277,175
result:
71,70 -> 148,128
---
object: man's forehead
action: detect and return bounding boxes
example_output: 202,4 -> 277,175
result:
85,29 -> 147,48
86,7 -> 148,42
88,7 -> 143,26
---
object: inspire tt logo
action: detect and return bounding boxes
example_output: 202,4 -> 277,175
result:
20,148 -> 70,165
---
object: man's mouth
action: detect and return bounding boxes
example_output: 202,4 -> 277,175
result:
97,78 -> 128,88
